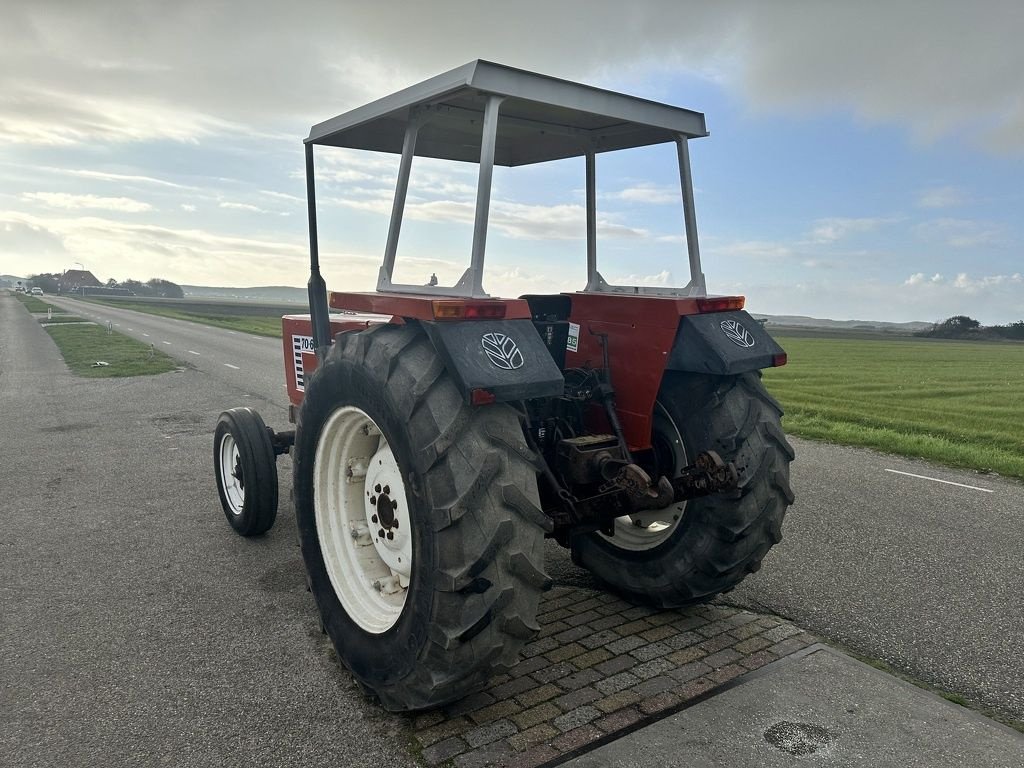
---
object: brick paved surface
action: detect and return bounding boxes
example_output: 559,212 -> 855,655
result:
410,587 -> 816,767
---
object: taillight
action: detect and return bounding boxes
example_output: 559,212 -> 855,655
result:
696,296 -> 745,313
431,300 -> 507,320
772,353 -> 788,367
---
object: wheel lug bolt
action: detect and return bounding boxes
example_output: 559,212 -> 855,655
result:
393,520 -> 399,529
370,496 -> 377,505
371,514 -> 378,524
378,528 -> 385,538
391,499 -> 398,510
386,531 -> 394,540
374,484 -> 381,493
383,484 -> 391,495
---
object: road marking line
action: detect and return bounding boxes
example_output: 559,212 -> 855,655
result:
188,350 -> 201,356
224,363 -> 240,370
162,341 -> 171,345
127,328 -> 133,331
884,469 -> 993,493
143,333 -> 150,337
227,331 -> 236,335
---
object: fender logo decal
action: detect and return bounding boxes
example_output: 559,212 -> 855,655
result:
720,319 -> 755,348
481,332 -> 525,370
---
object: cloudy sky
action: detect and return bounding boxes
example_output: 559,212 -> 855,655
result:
2,1 -> 1022,323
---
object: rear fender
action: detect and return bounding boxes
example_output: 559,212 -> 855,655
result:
422,319 -> 564,404
667,310 -> 785,375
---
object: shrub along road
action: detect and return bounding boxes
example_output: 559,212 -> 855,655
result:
27,296 -> 1024,726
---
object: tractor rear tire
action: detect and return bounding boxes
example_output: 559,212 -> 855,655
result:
571,372 -> 795,607
214,407 -> 278,536
293,325 -> 551,711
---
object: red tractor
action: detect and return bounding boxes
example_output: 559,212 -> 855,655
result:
213,61 -> 794,711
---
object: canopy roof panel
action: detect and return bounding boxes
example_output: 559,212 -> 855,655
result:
306,60 -> 708,166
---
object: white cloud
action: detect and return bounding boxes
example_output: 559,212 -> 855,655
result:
915,218 -> 1004,248
614,184 -> 679,205
917,185 -> 967,209
181,204 -> 197,212
904,272 -> 944,286
21,192 -> 153,212
219,201 -> 290,216
809,217 -> 892,244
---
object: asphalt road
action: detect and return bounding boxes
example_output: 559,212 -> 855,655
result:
5,294 -> 1022,763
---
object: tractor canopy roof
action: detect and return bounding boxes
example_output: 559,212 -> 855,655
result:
306,60 -> 708,166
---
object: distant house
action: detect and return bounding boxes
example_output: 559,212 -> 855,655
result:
58,269 -> 102,294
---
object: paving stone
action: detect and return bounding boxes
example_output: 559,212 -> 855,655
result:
537,619 -> 570,638
768,636 -> 810,657
558,668 -> 602,691
726,611 -> 760,627
522,636 -> 559,658
702,648 -> 744,669
710,663 -> 747,684
490,674 -> 539,701
697,632 -> 738,654
588,614 -> 628,632
413,710 -> 445,730
552,724 -> 604,752
615,619 -> 654,636
640,624 -> 677,642
444,691 -> 495,718
416,716 -> 473,747
594,670 -> 641,695
630,640 -> 672,662
468,698 -> 523,725
727,622 -> 763,641
671,615 -> 707,632
553,704 -> 603,732
666,631 -> 704,650
579,629 -> 620,649
733,635 -> 773,654
516,683 -> 563,708
569,597 -> 604,614
621,605 -> 658,620
668,660 -> 712,683
509,655 -> 550,678
645,612 -> 680,627
517,745 -> 560,767
632,657 -> 676,680
453,740 -> 513,768
604,635 -> 646,655
571,648 -> 613,670
633,674 -> 679,697
532,661 -> 576,684
755,616 -> 783,630
544,642 -> 588,664
508,723 -> 560,752
696,619 -> 734,637
667,646 -> 707,665
553,686 -> 601,712
512,702 -> 561,730
554,625 -> 592,644
565,609 -> 602,627
761,623 -> 802,643
595,705 -> 644,733
699,605 -> 736,621
594,688 -> 643,714
740,650 -> 779,671
639,690 -> 683,715
422,736 -> 468,765
536,607 -> 573,624
677,676 -> 716,701
595,653 -> 638,676
463,718 -> 518,749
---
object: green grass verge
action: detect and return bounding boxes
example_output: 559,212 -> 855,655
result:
44,323 -> 177,377
13,292 -> 59,313
85,298 -> 283,337
764,334 -> 1024,480
38,315 -> 88,324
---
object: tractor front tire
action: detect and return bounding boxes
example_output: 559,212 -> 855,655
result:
213,407 -> 278,536
293,325 -> 551,711
572,372 -> 795,607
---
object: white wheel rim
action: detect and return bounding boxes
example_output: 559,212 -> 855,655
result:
603,402 -> 688,551
314,406 -> 411,634
218,433 -> 244,515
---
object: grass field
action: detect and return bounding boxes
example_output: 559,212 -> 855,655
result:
85,298 -> 283,337
43,324 -> 177,377
764,333 -> 1024,480
13,292 -> 60,313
